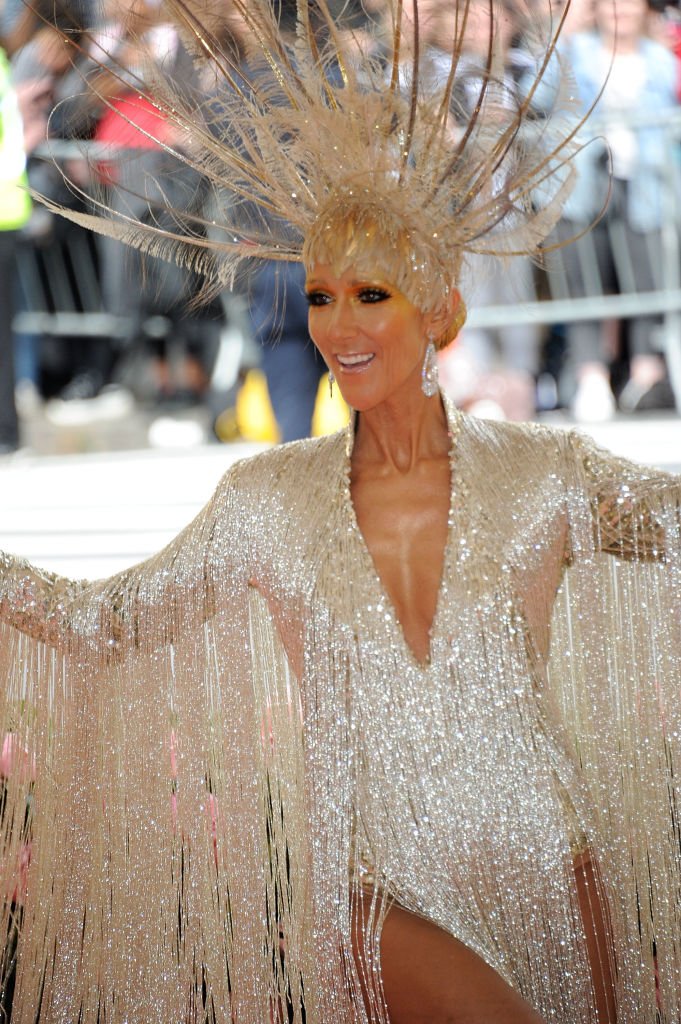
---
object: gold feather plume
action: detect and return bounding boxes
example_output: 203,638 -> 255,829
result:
37,0 -> 584,310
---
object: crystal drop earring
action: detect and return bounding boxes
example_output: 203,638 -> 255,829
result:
421,339 -> 439,397
328,369 -> 335,398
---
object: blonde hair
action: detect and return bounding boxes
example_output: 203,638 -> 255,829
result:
303,194 -> 467,350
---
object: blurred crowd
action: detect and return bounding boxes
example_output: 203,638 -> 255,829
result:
0,0 -> 681,458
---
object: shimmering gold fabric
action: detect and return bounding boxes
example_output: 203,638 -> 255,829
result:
0,399 -> 680,1022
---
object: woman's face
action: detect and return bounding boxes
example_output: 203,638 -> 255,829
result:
595,0 -> 646,41
305,264 -> 433,411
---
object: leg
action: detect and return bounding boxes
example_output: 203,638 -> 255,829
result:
618,224 -> 662,365
249,261 -> 322,442
554,220 -> 618,420
573,851 -> 617,1024
261,336 -> 322,442
615,225 -> 667,410
356,860 -> 617,1024
0,232 -> 19,451
355,894 -> 545,1024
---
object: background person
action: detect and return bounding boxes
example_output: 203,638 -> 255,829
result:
0,46 -> 31,455
557,0 -> 679,420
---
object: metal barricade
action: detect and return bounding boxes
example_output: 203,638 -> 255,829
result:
18,118 -> 681,409
14,221 -> 132,341
465,108 -> 681,410
13,141 -> 145,343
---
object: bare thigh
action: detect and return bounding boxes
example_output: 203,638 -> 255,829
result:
574,851 -> 617,1023
354,894 -> 545,1024
354,853 -> 618,1024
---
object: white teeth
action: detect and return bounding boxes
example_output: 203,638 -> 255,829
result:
337,353 -> 374,365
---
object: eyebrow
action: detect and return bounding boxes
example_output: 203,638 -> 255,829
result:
305,279 -> 390,289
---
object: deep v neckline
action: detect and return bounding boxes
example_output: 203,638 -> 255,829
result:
343,395 -> 462,670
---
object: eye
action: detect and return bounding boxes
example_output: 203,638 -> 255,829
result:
305,290 -> 332,307
357,287 -> 391,303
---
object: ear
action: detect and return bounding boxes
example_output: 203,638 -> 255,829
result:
423,288 -> 464,342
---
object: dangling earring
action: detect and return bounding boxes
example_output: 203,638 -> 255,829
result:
421,338 -> 439,397
328,369 -> 335,398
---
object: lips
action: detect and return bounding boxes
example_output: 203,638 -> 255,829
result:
336,353 -> 375,372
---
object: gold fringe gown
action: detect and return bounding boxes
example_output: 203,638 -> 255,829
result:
0,400 -> 680,1023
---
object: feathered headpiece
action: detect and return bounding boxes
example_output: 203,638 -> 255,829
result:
40,0 -> 582,314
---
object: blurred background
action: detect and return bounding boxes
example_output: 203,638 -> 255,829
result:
1,0 -> 681,462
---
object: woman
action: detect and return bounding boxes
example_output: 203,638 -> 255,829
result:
0,1 -> 680,1021
302,252 -> 616,1023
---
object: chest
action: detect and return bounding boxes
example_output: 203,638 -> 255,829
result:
344,444 -> 569,669
349,460 -> 452,665
246,424 -> 570,676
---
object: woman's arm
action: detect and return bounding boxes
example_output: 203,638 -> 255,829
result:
568,430 -> 680,561
0,462 -> 243,653
0,553 -> 92,648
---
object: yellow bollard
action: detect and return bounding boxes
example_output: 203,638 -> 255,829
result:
311,374 -> 350,436
235,369 -> 280,443
228,369 -> 350,443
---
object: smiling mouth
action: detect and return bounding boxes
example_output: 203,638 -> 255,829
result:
336,353 -> 375,372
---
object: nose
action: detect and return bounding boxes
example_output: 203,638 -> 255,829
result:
327,296 -> 357,341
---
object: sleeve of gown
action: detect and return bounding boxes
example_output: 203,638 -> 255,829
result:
567,428 -> 681,560
0,468 -> 231,652
548,431 -> 681,1017
0,553 -> 90,647
0,461 -> 283,1024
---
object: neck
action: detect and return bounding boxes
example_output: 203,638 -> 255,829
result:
601,29 -> 640,54
352,387 -> 450,474
612,36 -> 639,54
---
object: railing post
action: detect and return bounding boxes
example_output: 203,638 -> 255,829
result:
660,118 -> 681,412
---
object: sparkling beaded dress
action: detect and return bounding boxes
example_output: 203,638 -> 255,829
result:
0,400 -> 680,1023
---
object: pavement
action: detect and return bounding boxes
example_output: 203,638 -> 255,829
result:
544,411 -> 681,474
0,402 -> 679,580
